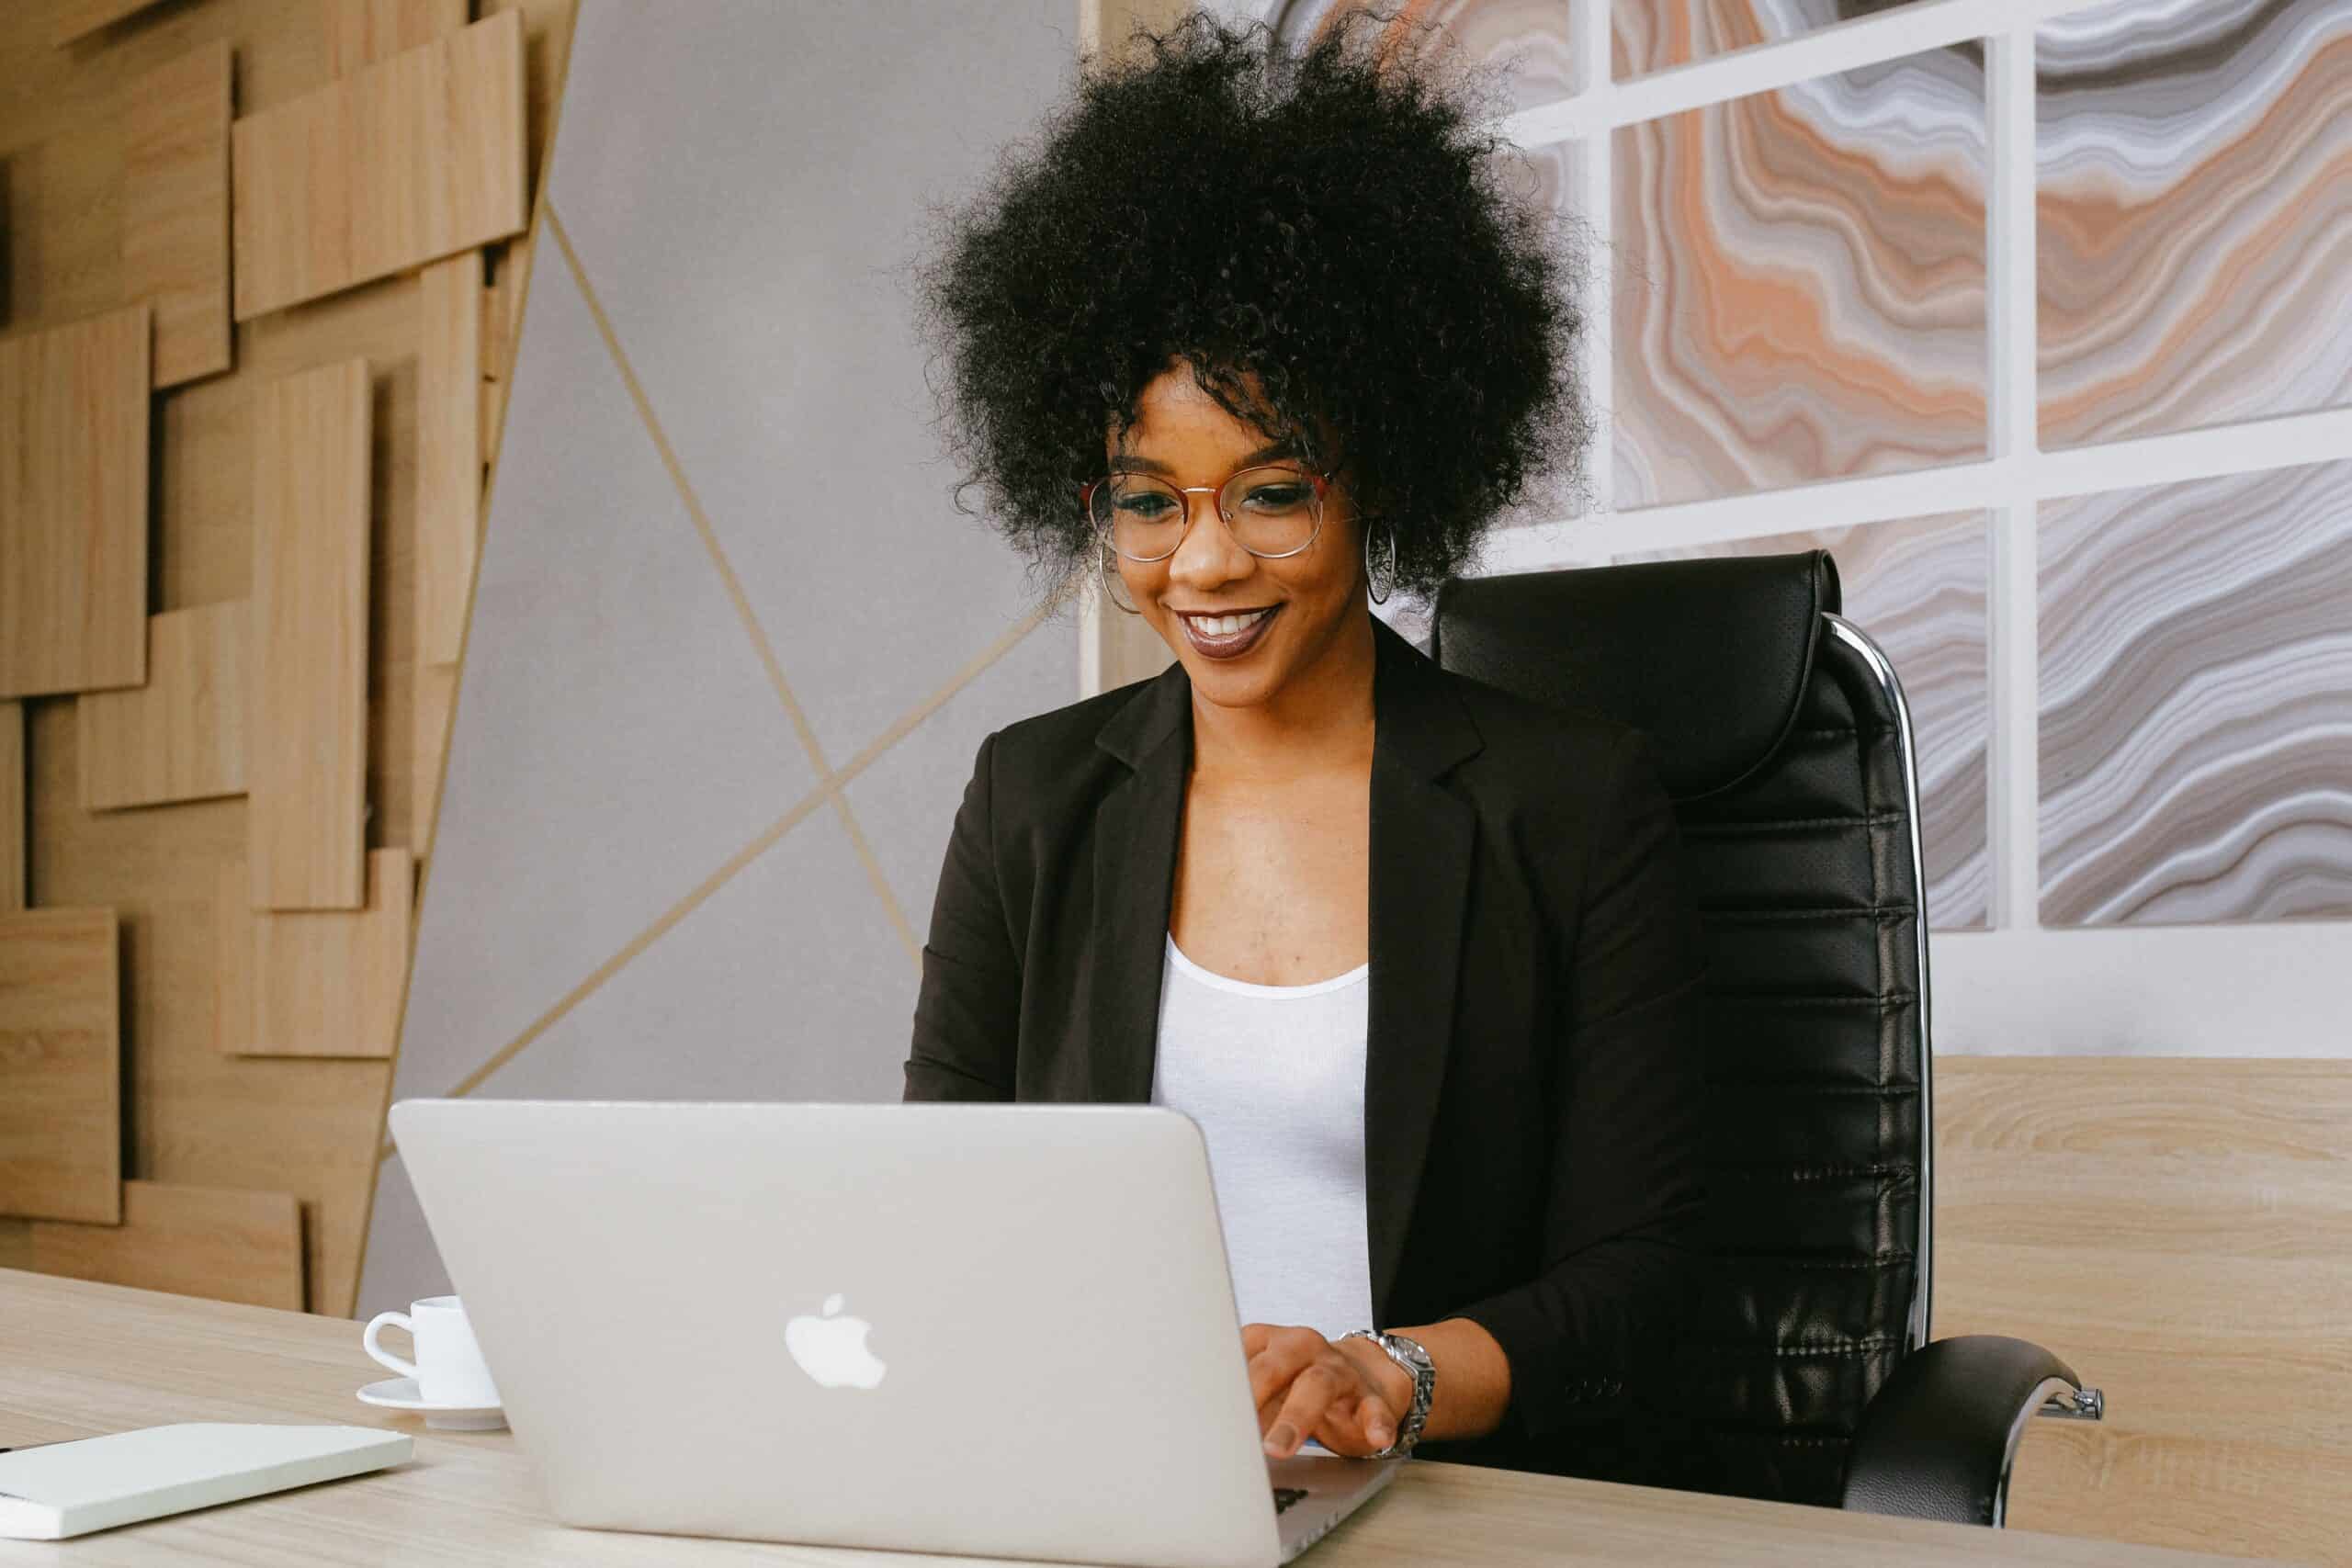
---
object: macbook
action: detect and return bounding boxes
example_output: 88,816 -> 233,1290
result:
388,1099 -> 1400,1567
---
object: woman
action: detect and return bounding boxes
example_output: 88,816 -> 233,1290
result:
902,8 -> 1708,1483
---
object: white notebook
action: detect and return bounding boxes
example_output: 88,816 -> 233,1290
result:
0,1423 -> 412,1540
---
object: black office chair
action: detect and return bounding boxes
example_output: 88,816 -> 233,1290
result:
1430,549 -> 2103,1528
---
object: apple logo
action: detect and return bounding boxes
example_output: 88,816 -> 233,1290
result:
784,1292 -> 888,1389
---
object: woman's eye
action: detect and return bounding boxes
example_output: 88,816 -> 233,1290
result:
1243,483 -> 1310,511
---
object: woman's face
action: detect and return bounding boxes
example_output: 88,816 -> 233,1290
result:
1104,364 -> 1369,712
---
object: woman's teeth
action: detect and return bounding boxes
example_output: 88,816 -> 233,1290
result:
1189,609 -> 1271,637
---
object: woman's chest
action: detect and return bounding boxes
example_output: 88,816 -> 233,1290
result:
1167,771 -> 1370,987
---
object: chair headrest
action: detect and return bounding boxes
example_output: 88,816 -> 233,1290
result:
1430,549 -> 1839,801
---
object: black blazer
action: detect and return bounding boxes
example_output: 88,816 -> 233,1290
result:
904,614 -> 1710,1480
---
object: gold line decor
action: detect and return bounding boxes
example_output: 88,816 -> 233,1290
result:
249,359 -> 371,911
0,908 -> 121,1225
123,39 -> 233,389
231,9 -> 526,321
406,601 -> 1057,1120
0,304 -> 152,700
26,1179 -> 305,1312
77,601 -> 250,813
541,201 -> 922,966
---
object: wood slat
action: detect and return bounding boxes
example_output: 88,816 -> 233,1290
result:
48,0 -> 169,48
323,0 -> 470,77
413,660 -> 458,862
249,358 -> 371,910
231,10 -> 526,321
0,908 -> 121,1224
27,1179 -> 304,1311
418,248 -> 482,668
1936,1056 -> 2352,1564
0,702 -> 21,911
77,601 -> 250,812
218,851 -> 413,1057
122,39 -> 232,389
0,304 -> 151,700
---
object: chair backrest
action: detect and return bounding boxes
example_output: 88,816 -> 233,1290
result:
1430,550 -> 1933,1507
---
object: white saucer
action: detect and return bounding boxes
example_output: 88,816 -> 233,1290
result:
356,1375 -> 508,1431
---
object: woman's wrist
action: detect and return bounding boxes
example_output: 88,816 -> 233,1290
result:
1381,1317 -> 1511,1444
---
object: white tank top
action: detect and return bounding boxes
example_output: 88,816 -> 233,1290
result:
1148,934 -> 1375,1339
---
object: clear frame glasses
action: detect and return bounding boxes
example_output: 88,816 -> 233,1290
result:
1080,463 -> 1338,563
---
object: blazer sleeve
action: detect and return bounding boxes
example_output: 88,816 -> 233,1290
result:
903,729 -> 1020,1101
1442,727 -> 1710,1441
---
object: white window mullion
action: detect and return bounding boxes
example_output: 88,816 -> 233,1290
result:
1986,22 -> 2042,933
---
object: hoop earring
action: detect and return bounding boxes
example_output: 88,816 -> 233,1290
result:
1097,544 -> 1140,615
1363,519 -> 1396,606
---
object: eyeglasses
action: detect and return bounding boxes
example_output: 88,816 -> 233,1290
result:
1080,463 -> 1337,562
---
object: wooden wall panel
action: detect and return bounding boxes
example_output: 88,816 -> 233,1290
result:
78,602 -> 250,812
0,703 -> 21,912
231,10 -> 527,321
0,0 -> 581,1324
0,304 -> 151,700
1936,1056 -> 2352,1565
49,0 -> 168,49
122,40 -> 232,389
28,1179 -> 303,1311
249,358 -> 371,911
413,661 -> 458,862
219,850 -> 413,1058
0,908 -> 121,1225
418,248 -> 483,668
324,0 -> 470,78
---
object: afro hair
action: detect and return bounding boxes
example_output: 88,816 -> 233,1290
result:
907,6 -> 1597,604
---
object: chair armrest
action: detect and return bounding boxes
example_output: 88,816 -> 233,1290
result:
1839,1334 -> 2102,1527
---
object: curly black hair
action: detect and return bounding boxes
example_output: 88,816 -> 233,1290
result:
905,6 -> 1596,604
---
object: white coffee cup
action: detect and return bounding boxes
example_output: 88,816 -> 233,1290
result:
363,1295 -> 502,1406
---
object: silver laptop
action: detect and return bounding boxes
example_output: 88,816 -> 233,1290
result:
388,1099 -> 1400,1568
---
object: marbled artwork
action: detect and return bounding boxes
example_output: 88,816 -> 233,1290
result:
2040,460 -> 2352,927
1621,512 -> 1990,929
2038,0 -> 2352,449
1266,0 -> 1577,113
1613,46 -> 1987,509
1613,1 -> 1932,79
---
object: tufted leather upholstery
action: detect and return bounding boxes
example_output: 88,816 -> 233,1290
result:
1433,550 -> 1938,1508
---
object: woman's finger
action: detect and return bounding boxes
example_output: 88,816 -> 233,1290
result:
1245,1326 -> 1325,1410
1354,1388 -> 1398,1450
1264,1360 -> 1345,1458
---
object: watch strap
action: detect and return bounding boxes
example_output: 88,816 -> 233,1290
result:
1340,1329 -> 1435,1458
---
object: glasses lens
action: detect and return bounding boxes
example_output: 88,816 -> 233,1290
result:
1093,474 -> 1186,560
1219,466 -> 1320,557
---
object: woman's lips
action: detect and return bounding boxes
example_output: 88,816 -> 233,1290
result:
1177,604 -> 1281,660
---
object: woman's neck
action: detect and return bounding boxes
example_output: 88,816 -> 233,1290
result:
1186,611 -> 1377,782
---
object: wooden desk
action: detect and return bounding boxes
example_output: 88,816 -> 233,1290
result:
0,1270 -> 2285,1567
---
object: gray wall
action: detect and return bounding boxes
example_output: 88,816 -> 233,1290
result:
361,0 -> 1082,1314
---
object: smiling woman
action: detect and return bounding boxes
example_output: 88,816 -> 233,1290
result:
900,6 -> 1711,1493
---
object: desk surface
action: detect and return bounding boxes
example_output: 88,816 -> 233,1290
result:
0,1269 -> 2280,1567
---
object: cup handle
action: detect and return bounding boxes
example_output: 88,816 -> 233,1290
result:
363,1312 -> 419,1379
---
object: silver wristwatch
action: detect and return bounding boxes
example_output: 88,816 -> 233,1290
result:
1340,1329 -> 1435,1458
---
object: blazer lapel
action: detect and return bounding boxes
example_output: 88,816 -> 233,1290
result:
1363,617 -> 1482,1318
1088,659 -> 1193,1103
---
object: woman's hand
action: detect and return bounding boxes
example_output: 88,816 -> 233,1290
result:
1242,1323 -> 1415,1459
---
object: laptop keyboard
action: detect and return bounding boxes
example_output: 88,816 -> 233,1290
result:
1272,1487 -> 1310,1516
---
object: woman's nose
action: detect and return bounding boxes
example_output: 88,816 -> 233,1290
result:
1165,491 -> 1254,587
